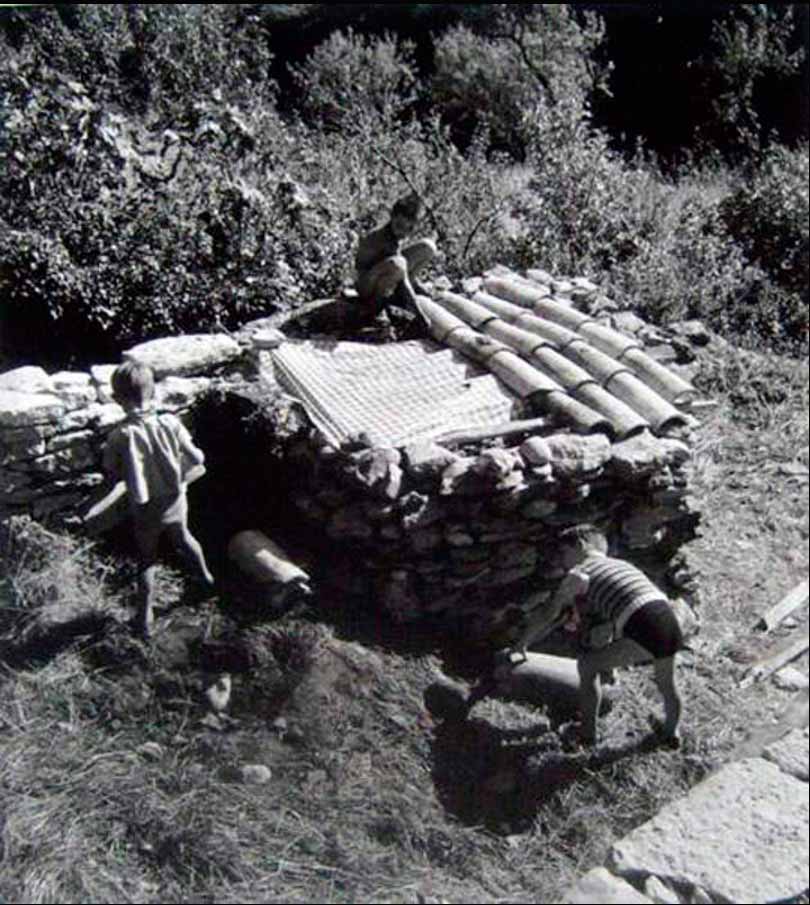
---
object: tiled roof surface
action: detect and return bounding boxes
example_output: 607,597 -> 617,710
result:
271,267 -> 700,446
420,268 -> 698,440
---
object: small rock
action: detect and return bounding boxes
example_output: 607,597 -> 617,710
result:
138,742 -> 164,762
0,365 -> 54,395
644,875 -> 680,905
563,867 -> 653,904
772,666 -> 809,692
204,673 -> 232,713
424,678 -> 469,722
240,764 -> 272,785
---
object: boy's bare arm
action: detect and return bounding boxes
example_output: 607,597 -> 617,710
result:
511,570 -> 589,658
355,225 -> 397,273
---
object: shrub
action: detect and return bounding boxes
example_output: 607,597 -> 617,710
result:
719,143 -> 810,298
288,28 -> 418,135
430,5 -> 612,157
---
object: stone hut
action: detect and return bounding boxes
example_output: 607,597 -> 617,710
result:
0,265 -> 709,644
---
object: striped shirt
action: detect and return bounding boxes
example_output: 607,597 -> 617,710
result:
572,553 -> 666,636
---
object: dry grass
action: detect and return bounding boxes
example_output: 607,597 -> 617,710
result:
0,346 -> 808,905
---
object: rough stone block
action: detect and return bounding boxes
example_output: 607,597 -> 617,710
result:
155,376 -> 211,411
51,371 -> 97,409
123,334 -> 242,379
409,525 -> 443,554
402,441 -> 459,482
609,432 -> 691,481
547,433 -> 613,480
563,867 -> 653,904
0,391 -> 66,428
0,365 -> 54,395
609,757 -> 809,904
520,436 -> 553,466
90,365 -> 117,403
762,728 -> 809,781
521,498 -> 559,520
326,505 -> 374,541
0,425 -> 49,464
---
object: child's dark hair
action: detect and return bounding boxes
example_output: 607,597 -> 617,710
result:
392,191 -> 422,220
558,523 -> 607,549
111,360 -> 155,408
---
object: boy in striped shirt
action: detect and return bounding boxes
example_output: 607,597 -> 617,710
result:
513,523 -> 685,748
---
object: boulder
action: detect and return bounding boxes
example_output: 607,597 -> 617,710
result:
0,390 -> 66,428
762,728 -> 809,781
563,868 -> 653,905
609,757 -> 809,904
0,365 -> 54,395
609,431 -> 691,481
51,371 -> 97,410
402,441 -> 459,483
123,334 -> 242,379
0,425 -> 48,464
155,376 -> 211,411
342,446 -> 403,501
423,677 -> 469,722
546,434 -> 613,481
520,436 -> 553,466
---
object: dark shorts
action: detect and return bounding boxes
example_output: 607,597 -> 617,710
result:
132,492 -> 187,561
623,600 -> 684,658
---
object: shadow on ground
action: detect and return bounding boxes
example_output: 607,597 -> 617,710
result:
430,714 -> 668,833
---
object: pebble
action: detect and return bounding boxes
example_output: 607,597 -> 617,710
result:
240,764 -> 272,785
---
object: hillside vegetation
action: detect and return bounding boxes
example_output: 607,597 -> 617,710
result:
0,5 -> 808,904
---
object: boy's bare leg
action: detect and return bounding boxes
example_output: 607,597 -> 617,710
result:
136,561 -> 158,639
653,655 -> 682,740
167,523 -> 215,587
577,637 -> 653,745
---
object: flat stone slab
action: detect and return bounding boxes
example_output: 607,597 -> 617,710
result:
123,335 -> 241,379
0,365 -> 54,395
0,391 -> 66,428
609,757 -> 809,904
762,728 -> 809,781
563,867 -> 652,904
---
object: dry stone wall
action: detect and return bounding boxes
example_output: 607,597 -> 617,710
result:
282,412 -> 700,640
0,273 -> 711,643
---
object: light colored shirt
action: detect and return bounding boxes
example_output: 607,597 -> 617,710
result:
103,411 -> 201,506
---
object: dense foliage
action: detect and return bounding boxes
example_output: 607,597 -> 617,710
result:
0,3 -> 807,368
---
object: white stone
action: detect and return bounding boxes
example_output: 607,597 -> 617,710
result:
251,329 -> 286,350
609,758 -> 809,904
520,436 -> 553,466
644,875 -> 681,904
155,376 -> 210,411
90,364 -> 118,403
51,371 -> 98,409
0,390 -> 66,428
240,764 -> 272,785
0,365 -> 54,395
762,728 -> 809,781
772,666 -> 809,692
123,334 -> 241,379
563,867 -> 653,904
0,425 -> 49,463
547,433 -> 613,478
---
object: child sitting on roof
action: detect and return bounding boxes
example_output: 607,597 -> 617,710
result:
354,192 -> 437,327
511,523 -> 686,748
102,361 -> 214,639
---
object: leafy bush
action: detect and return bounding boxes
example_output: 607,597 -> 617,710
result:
720,143 -> 810,298
431,5 -> 612,157
288,28 -> 418,135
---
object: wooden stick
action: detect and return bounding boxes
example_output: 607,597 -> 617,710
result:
435,416 -> 548,447
739,630 -> 810,688
755,580 -> 809,632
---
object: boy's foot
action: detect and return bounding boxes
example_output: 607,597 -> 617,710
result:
648,716 -> 682,749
